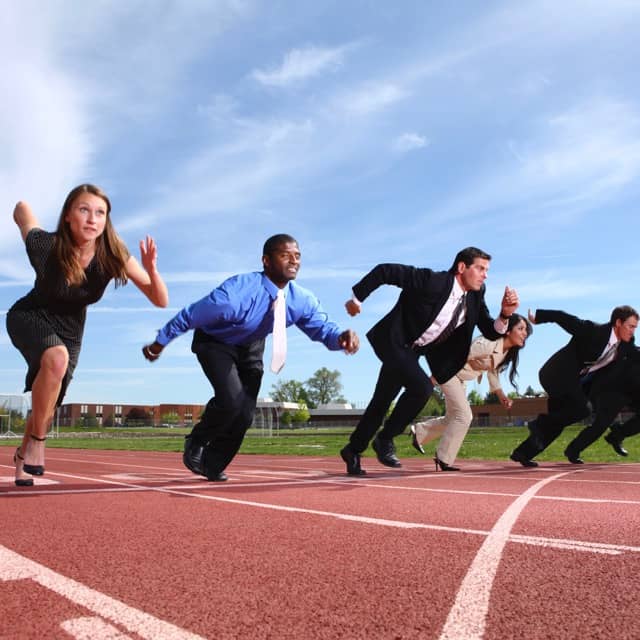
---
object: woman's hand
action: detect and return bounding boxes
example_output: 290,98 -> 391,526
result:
139,235 -> 158,275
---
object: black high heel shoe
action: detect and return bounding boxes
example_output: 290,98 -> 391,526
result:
434,457 -> 460,472
409,425 -> 425,455
23,434 -> 46,476
14,448 -> 34,487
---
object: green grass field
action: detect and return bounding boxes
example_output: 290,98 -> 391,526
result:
1,424 -> 635,464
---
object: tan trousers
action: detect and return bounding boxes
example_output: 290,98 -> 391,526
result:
413,376 -> 473,465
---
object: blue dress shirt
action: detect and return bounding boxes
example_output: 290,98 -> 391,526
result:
155,271 -> 343,350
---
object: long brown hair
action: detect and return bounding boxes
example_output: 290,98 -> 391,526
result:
497,313 -> 533,390
54,184 -> 129,287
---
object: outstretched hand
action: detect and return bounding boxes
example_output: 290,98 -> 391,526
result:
142,341 -> 163,362
339,330 -> 359,354
527,309 -> 537,325
500,286 -> 519,317
345,299 -> 361,317
139,235 -> 158,275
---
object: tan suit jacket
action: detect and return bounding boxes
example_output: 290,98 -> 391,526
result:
456,336 -> 507,393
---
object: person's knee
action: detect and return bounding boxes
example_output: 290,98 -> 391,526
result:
457,405 -> 473,425
414,379 -> 433,403
41,346 -> 69,382
238,397 -> 258,429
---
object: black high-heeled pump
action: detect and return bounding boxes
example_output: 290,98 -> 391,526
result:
23,434 -> 46,476
434,457 -> 460,472
14,448 -> 34,487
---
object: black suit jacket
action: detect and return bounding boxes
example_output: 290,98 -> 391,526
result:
352,263 -> 501,384
536,309 -> 636,396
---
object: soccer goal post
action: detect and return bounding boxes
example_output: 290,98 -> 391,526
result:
0,393 -> 31,438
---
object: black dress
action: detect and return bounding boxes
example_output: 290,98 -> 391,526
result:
6,228 -> 123,406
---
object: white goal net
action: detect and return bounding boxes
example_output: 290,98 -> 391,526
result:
0,393 -> 31,438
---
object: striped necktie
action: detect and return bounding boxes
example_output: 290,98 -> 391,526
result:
434,293 -> 466,345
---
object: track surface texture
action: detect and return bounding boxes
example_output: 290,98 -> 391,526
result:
2,449 -> 639,639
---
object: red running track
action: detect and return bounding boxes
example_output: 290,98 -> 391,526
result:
1,448 -> 639,639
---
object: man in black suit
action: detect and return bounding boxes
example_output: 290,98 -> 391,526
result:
339,247 -> 519,475
564,351 -> 640,460
510,306 -> 639,467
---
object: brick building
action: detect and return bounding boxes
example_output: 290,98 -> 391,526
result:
55,396 -> 553,429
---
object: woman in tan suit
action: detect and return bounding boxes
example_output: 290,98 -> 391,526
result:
410,313 -> 532,470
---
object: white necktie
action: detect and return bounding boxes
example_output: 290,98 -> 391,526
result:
270,289 -> 287,373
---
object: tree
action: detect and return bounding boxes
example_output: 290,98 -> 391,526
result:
126,407 -> 152,426
290,401 -> 310,426
161,412 -> 180,426
270,379 -> 310,405
484,392 -> 500,404
305,368 -> 346,408
467,389 -> 484,405
524,385 -> 537,397
416,387 -> 445,418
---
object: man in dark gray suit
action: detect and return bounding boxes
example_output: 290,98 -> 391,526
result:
564,349 -> 640,460
340,247 -> 519,476
510,306 -> 639,467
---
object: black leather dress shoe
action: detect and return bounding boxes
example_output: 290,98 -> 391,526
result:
206,470 -> 228,482
340,445 -> 366,476
564,449 -> 584,464
605,432 -> 628,457
183,435 -> 206,475
409,425 -> 425,455
372,435 -> 402,468
510,450 -> 539,467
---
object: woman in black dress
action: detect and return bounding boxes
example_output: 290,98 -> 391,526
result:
7,184 -> 169,486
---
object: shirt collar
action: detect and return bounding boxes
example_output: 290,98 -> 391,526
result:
261,272 -> 289,299
452,277 -> 465,300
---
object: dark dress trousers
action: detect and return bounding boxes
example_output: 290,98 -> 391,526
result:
348,264 -> 501,453
566,350 -> 640,454
513,310 -> 636,459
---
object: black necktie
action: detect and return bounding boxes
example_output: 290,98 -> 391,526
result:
434,293 -> 466,344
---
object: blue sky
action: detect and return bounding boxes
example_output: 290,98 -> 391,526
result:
1,0 -> 640,409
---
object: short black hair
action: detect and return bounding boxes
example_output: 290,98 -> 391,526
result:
449,247 -> 491,272
610,305 -> 639,325
263,234 -> 298,257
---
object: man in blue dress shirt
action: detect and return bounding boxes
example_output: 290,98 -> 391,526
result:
142,234 -> 359,481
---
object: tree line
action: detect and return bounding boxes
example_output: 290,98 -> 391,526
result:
270,372 -> 543,421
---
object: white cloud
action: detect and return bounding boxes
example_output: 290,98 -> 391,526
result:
252,45 -> 347,87
340,82 -> 408,115
392,132 -> 429,153
426,97 -> 640,227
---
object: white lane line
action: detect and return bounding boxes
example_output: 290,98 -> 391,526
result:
0,545 -> 204,640
438,470 -> 572,640
0,475 -> 60,485
10,469 -> 640,557
61,616 -> 133,639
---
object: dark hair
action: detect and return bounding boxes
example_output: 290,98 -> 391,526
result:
54,184 -> 129,287
449,247 -> 491,273
497,313 -> 533,390
263,233 -> 298,258
610,305 -> 639,325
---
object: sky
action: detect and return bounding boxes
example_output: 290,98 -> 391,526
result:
1,0 -> 640,410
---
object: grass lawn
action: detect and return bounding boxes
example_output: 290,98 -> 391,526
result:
0,424 -> 635,464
